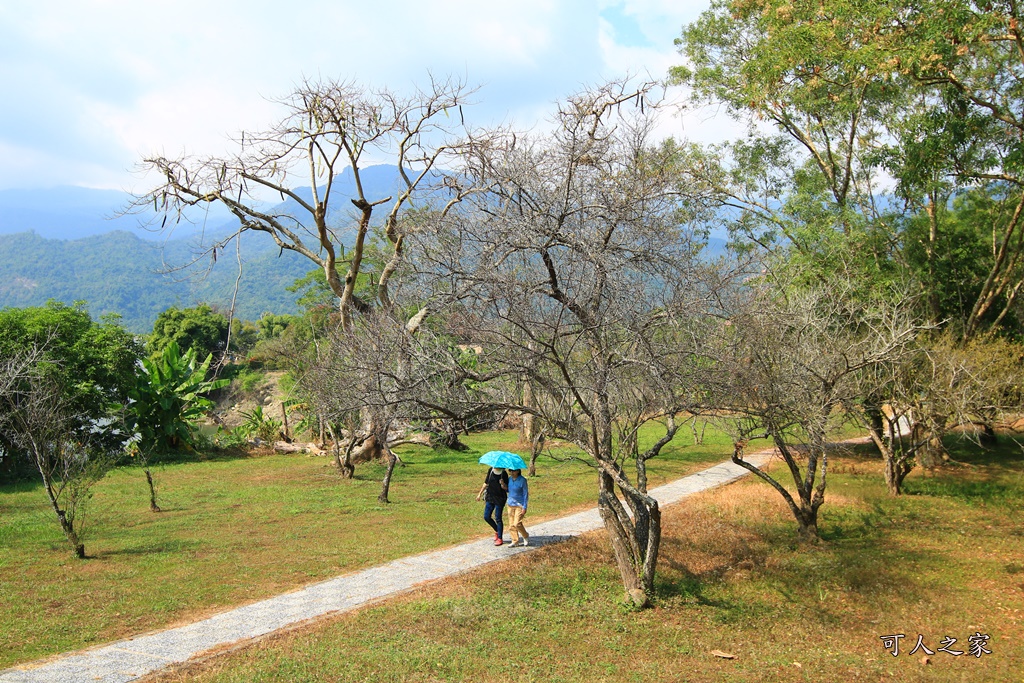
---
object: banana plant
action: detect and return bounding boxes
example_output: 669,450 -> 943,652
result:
122,342 -> 228,510
125,341 -> 229,453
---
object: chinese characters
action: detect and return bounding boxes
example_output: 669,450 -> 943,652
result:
879,632 -> 992,658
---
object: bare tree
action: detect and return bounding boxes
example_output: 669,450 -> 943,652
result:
422,80 -> 724,605
303,311 -> 410,500
706,273 -> 921,539
1,349 -> 113,559
862,330 -> 1024,495
136,75 -> 475,321
134,76 -> 481,462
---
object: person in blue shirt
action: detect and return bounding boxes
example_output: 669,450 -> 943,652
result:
506,468 -> 530,546
477,467 -> 508,545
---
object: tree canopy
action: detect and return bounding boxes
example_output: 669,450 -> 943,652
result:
675,0 -> 1024,339
0,302 -> 142,482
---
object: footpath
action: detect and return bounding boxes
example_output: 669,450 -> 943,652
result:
0,452 -> 771,683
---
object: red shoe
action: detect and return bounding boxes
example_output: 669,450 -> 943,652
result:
494,537 -> 503,546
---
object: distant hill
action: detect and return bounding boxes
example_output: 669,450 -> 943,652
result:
0,166 -> 729,332
0,230 -> 313,332
0,186 -> 236,241
0,165 -> 422,332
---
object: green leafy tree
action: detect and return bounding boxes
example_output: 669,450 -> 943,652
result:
127,341 -> 229,452
0,302 -> 142,482
149,304 -> 229,362
228,318 -> 260,355
256,313 -> 295,340
675,0 -> 1024,470
675,0 -> 1024,339
287,268 -> 339,317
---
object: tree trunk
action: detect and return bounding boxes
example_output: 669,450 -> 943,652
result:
431,422 -> 468,451
866,417 -> 913,496
914,419 -> 947,468
796,515 -> 819,542
925,196 -> 943,326
520,378 -> 535,446
353,430 -> 385,464
979,419 -> 998,445
378,447 -> 397,504
281,401 -> 291,442
882,454 -> 913,497
55,509 -> 86,559
528,431 -> 544,477
145,467 -> 161,512
864,403 -> 886,452
596,471 -> 659,607
47,486 -> 85,557
733,439 -> 824,542
338,438 -> 356,479
794,491 -> 822,542
520,341 -> 537,447
326,424 -> 355,478
32,441 -> 87,559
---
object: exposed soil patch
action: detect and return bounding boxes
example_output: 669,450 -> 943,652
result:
207,370 -> 291,431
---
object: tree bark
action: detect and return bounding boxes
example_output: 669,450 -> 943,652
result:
520,373 -> 536,446
596,470 -> 659,607
914,419 -> 947,468
378,447 -> 397,504
979,419 -> 998,445
796,514 -> 819,542
352,431 -> 385,464
528,431 -> 544,477
281,401 -> 291,442
326,424 -> 355,478
33,444 -> 86,559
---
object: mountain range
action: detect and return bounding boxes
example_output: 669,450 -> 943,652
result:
0,166 -> 416,332
0,166 -> 727,333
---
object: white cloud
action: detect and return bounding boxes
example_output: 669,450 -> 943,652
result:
0,0 -> 720,191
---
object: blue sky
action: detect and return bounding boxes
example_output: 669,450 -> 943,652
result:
0,0 -> 728,193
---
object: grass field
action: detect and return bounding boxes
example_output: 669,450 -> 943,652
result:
0,423 -> 754,669
138,436 -> 1024,683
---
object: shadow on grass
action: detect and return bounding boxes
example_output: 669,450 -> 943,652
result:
654,498 -> 940,624
0,478 -> 45,495
145,446 -> 254,466
654,561 -> 736,610
94,538 -> 203,558
818,501 -> 889,543
902,477 -> 1021,506
900,435 -> 1024,507
944,434 -> 1024,466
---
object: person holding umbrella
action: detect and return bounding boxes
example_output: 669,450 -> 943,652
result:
476,451 -> 527,546
477,467 -> 508,545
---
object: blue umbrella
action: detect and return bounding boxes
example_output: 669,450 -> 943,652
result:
479,450 -> 527,470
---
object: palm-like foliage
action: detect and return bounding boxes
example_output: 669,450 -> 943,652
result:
125,341 -> 229,453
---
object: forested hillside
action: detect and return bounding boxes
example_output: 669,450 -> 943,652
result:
0,230 -> 310,331
0,165 -> 420,331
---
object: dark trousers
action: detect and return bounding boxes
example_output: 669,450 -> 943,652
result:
483,500 -> 505,537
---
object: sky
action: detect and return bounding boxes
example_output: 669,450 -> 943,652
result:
0,0 -> 738,194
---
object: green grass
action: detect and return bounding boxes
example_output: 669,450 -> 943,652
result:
0,422 -> 754,668
147,436 -> 1024,683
